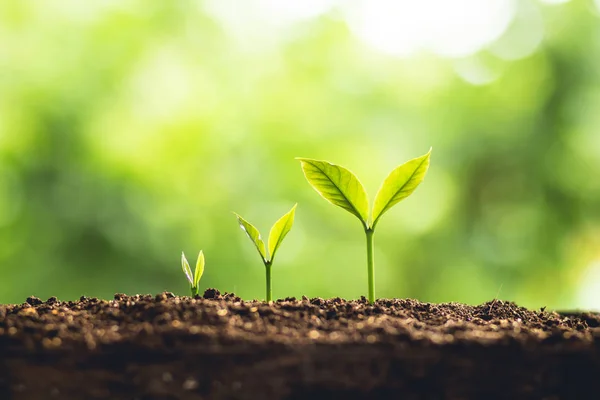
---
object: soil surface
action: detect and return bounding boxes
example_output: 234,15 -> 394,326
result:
1,289 -> 599,400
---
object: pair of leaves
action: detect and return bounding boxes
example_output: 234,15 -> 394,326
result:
181,250 -> 205,294
235,204 -> 297,265
297,149 -> 431,230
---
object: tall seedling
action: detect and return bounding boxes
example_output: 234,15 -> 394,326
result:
297,149 -> 431,303
235,204 -> 297,302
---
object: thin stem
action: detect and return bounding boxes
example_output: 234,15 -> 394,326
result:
265,262 -> 272,302
365,228 -> 375,304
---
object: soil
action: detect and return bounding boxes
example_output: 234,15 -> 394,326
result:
1,289 -> 599,400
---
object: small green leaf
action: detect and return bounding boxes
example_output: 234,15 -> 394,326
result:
297,158 -> 369,226
194,250 -> 205,288
234,213 -> 267,262
371,148 -> 431,228
268,204 -> 297,263
181,252 -> 193,285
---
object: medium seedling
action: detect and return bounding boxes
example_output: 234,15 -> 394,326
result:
235,204 -> 297,302
181,250 -> 205,297
297,149 -> 431,303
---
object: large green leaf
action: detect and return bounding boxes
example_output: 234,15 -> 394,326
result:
193,250 -> 205,288
371,148 -> 431,228
234,213 -> 267,262
297,158 -> 369,225
181,251 -> 193,285
268,204 -> 297,263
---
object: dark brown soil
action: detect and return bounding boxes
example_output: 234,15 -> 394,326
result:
1,289 -> 599,400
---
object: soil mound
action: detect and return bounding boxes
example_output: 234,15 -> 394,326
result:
1,289 -> 598,399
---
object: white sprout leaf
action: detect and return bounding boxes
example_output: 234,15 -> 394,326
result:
181,251 -> 193,285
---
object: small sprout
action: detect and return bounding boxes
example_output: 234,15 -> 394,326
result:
235,204 -> 297,302
297,149 -> 431,303
181,250 -> 205,297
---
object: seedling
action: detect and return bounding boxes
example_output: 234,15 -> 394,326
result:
297,149 -> 431,303
181,250 -> 205,297
234,204 -> 297,302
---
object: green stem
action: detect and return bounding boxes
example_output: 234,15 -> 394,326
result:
265,262 -> 272,302
365,228 -> 375,304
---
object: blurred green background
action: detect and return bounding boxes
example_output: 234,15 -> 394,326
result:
1,0 -> 600,309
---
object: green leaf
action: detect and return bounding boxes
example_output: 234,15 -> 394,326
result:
181,251 -> 193,285
371,148 -> 431,228
234,213 -> 267,262
268,204 -> 297,263
193,250 -> 205,288
297,158 -> 369,226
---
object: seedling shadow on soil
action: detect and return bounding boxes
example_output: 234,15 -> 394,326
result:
1,289 -> 599,400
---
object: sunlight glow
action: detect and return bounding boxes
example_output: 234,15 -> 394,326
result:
345,0 -> 516,58
203,0 -> 337,50
489,0 -> 544,60
576,260 -> 600,311
539,0 -> 570,4
204,0 -> 518,58
454,57 -> 501,85
251,0 -> 338,25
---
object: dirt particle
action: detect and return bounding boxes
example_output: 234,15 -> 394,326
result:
217,309 -> 228,317
19,307 -> 37,316
183,378 -> 199,391
189,326 -> 201,334
203,288 -> 221,299
155,293 -> 168,302
162,372 -> 173,382
26,296 -> 43,306
42,337 -> 62,348
311,298 -> 324,306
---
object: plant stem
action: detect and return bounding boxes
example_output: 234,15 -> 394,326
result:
365,228 -> 375,304
265,262 -> 272,302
